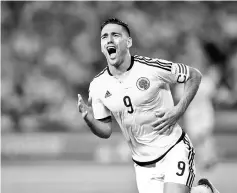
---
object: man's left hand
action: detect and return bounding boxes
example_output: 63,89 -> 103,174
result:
151,107 -> 181,134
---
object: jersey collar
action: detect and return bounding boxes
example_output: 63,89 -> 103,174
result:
107,56 -> 134,76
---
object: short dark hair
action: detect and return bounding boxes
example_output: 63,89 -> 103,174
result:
101,18 -> 131,36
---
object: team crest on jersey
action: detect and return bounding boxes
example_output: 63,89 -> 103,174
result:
136,77 -> 150,91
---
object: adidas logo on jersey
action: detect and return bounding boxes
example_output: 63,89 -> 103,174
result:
105,90 -> 112,98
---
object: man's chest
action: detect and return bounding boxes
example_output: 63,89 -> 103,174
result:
100,72 -> 164,113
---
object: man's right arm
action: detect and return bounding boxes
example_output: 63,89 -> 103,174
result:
78,94 -> 112,139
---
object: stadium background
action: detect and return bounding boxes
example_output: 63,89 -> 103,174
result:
1,1 -> 237,193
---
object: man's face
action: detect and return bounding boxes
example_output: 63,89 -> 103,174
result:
101,23 -> 131,66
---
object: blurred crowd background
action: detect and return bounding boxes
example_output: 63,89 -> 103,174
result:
1,2 -> 237,193
2,1 -> 237,134
2,0 -> 237,164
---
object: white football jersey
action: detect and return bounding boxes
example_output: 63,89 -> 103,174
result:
89,55 -> 190,163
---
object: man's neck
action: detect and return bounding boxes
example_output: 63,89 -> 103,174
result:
108,53 -> 131,76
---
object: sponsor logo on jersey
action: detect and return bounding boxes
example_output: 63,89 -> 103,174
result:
105,90 -> 112,98
136,77 -> 150,91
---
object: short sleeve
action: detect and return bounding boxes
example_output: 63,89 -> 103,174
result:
155,59 -> 190,84
89,81 -> 111,120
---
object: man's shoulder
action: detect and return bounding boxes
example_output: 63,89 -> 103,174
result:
94,66 -> 109,79
89,67 -> 108,89
134,54 -> 173,64
133,54 -> 173,72
91,67 -> 108,82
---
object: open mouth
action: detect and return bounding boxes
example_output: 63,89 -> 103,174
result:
107,46 -> 117,58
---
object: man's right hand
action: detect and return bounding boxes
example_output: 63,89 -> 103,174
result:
77,94 -> 89,119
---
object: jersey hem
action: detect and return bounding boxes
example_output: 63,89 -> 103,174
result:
132,130 -> 185,166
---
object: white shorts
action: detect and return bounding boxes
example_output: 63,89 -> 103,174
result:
134,134 -> 196,193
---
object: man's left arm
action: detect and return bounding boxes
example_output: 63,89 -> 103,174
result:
174,67 -> 202,118
153,67 -> 202,133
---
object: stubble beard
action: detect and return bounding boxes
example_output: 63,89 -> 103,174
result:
105,48 -> 128,68
108,59 -> 120,69
106,52 -> 122,68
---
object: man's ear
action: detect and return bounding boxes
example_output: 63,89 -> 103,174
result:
127,37 -> 132,48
